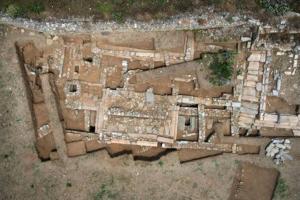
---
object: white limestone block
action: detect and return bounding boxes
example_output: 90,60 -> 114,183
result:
247,53 -> 261,62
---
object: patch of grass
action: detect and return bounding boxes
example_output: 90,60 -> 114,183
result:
94,176 -> 118,200
94,183 -> 119,200
234,159 -> 240,165
208,51 -> 235,86
1,0 -> 296,22
194,162 -> 204,172
274,178 -> 289,199
32,163 -> 41,177
42,178 -> 58,198
213,159 -> 220,168
16,118 -> 22,122
259,0 -> 290,15
158,160 -> 164,167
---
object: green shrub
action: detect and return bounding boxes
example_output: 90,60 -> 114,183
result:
112,12 -> 124,23
209,51 -> 235,86
158,160 -> 164,167
96,2 -> 113,16
260,0 -> 290,15
6,4 -> 24,18
28,1 -> 45,14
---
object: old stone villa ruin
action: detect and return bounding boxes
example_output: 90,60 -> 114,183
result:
16,25 -> 300,162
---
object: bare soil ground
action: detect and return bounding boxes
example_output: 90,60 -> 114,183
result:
0,25 -> 300,200
266,96 -> 297,115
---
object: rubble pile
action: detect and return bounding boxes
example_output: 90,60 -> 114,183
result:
265,139 -> 293,165
0,10 -> 250,34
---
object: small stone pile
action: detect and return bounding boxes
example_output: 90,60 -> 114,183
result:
265,139 -> 293,165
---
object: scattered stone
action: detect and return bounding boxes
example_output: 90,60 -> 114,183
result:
256,83 -> 262,91
265,139 -> 293,165
241,37 -> 251,42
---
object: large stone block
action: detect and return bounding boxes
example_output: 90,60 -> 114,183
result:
36,132 -> 56,160
85,139 -> 106,152
65,132 -> 82,143
67,141 -> 87,157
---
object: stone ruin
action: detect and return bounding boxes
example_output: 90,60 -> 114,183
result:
15,25 -> 300,162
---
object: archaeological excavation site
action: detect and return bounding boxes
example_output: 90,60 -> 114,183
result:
0,1 -> 300,200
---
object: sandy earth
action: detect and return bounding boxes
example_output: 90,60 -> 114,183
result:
0,24 -> 300,200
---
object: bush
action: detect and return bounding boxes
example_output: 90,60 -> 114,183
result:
96,2 -> 125,23
6,4 -> 24,18
5,2 -> 45,18
96,2 -> 113,16
260,0 -> 290,15
112,12 -> 124,23
209,51 -> 235,86
28,1 -> 45,14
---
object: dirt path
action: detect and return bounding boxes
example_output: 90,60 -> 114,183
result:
40,74 -> 67,162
